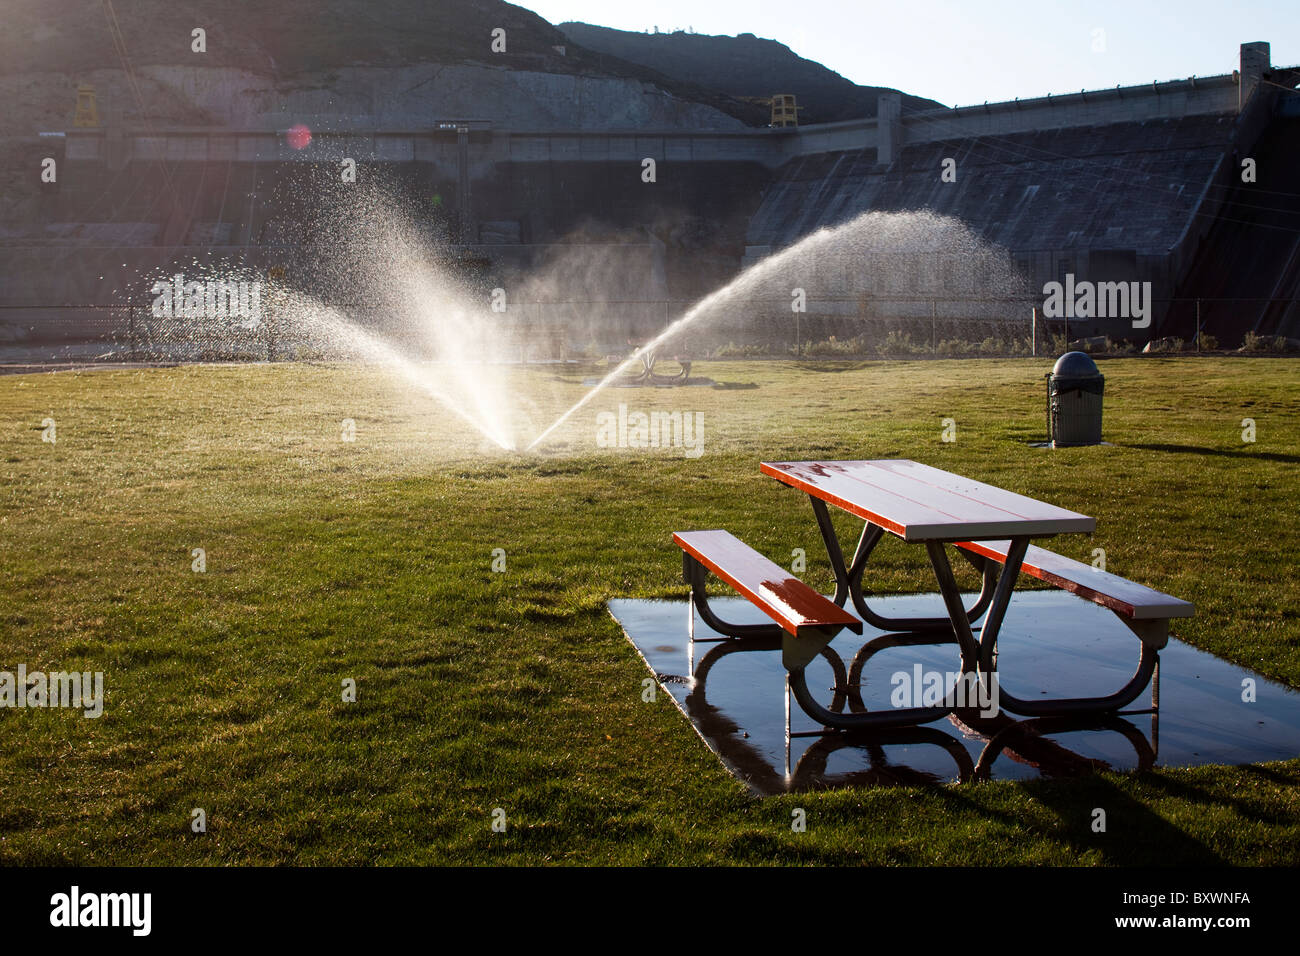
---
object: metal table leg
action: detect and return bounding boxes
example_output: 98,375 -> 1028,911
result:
923,537 -> 1030,673
809,496 -> 997,633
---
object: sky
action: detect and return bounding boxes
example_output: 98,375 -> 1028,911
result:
518,0 -> 1300,107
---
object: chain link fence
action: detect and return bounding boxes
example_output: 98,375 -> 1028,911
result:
2,295 -> 1297,365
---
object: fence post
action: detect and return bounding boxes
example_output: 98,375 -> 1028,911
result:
1195,299 -> 1201,351
1031,306 -> 1037,357
128,293 -> 136,361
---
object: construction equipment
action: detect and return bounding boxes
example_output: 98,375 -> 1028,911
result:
738,94 -> 803,127
769,94 -> 800,128
73,84 -> 99,127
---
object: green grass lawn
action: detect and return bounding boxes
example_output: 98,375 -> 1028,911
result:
1,356 -> 1297,865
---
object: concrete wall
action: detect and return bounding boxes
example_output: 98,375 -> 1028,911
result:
738,48 -> 1277,340
12,43 -> 1290,347
59,70 -> 1244,174
62,125 -> 793,175
744,113 -> 1238,338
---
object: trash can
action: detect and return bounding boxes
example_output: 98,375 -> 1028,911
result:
1046,351 -> 1104,446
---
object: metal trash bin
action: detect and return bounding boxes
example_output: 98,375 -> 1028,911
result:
1046,351 -> 1104,446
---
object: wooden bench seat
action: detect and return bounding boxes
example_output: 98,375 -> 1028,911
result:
954,539 -> 1193,647
673,530 -> 862,639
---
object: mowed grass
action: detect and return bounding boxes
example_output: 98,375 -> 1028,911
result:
0,356 -> 1297,865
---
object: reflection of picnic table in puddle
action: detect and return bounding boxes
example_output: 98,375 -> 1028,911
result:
964,713 -> 1156,780
788,713 -> 1154,789
682,631 -> 1157,792
791,725 -> 976,787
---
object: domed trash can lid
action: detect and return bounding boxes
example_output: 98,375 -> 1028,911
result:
1049,350 -> 1104,398
1052,351 -> 1101,379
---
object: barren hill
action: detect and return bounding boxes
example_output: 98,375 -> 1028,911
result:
559,23 -> 944,123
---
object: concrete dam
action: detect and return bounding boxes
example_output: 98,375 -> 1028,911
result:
7,41 -> 1299,353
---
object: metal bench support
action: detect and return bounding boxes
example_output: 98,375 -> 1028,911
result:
809,496 -> 998,633
966,540 -> 1163,718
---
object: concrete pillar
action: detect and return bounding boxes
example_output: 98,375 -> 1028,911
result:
877,92 -> 902,166
1239,41 -> 1270,109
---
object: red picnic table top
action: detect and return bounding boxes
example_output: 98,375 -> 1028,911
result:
760,459 -> 1095,542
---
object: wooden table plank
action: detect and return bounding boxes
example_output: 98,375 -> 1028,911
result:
761,459 -> 1095,541
865,459 -> 1094,523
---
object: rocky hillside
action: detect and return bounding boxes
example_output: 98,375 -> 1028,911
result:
560,23 -> 943,123
0,0 -> 765,129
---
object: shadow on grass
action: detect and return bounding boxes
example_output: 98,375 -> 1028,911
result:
1124,443 -> 1300,464
937,775 -> 1227,865
1124,762 -> 1300,827
1237,762 -> 1300,786
791,361 -> 874,373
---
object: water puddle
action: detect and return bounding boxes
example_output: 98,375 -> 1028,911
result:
610,592 -> 1300,794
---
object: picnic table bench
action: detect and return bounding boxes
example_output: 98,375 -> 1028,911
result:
674,459 -> 1193,730
674,529 -> 863,654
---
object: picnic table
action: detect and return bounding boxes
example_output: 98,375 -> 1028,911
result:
610,342 -> 691,384
674,459 -> 1193,732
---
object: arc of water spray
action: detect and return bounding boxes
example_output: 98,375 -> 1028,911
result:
524,222 -> 848,452
406,273 -> 518,450
525,209 -> 1024,452
286,295 -> 516,450
525,282 -> 737,451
